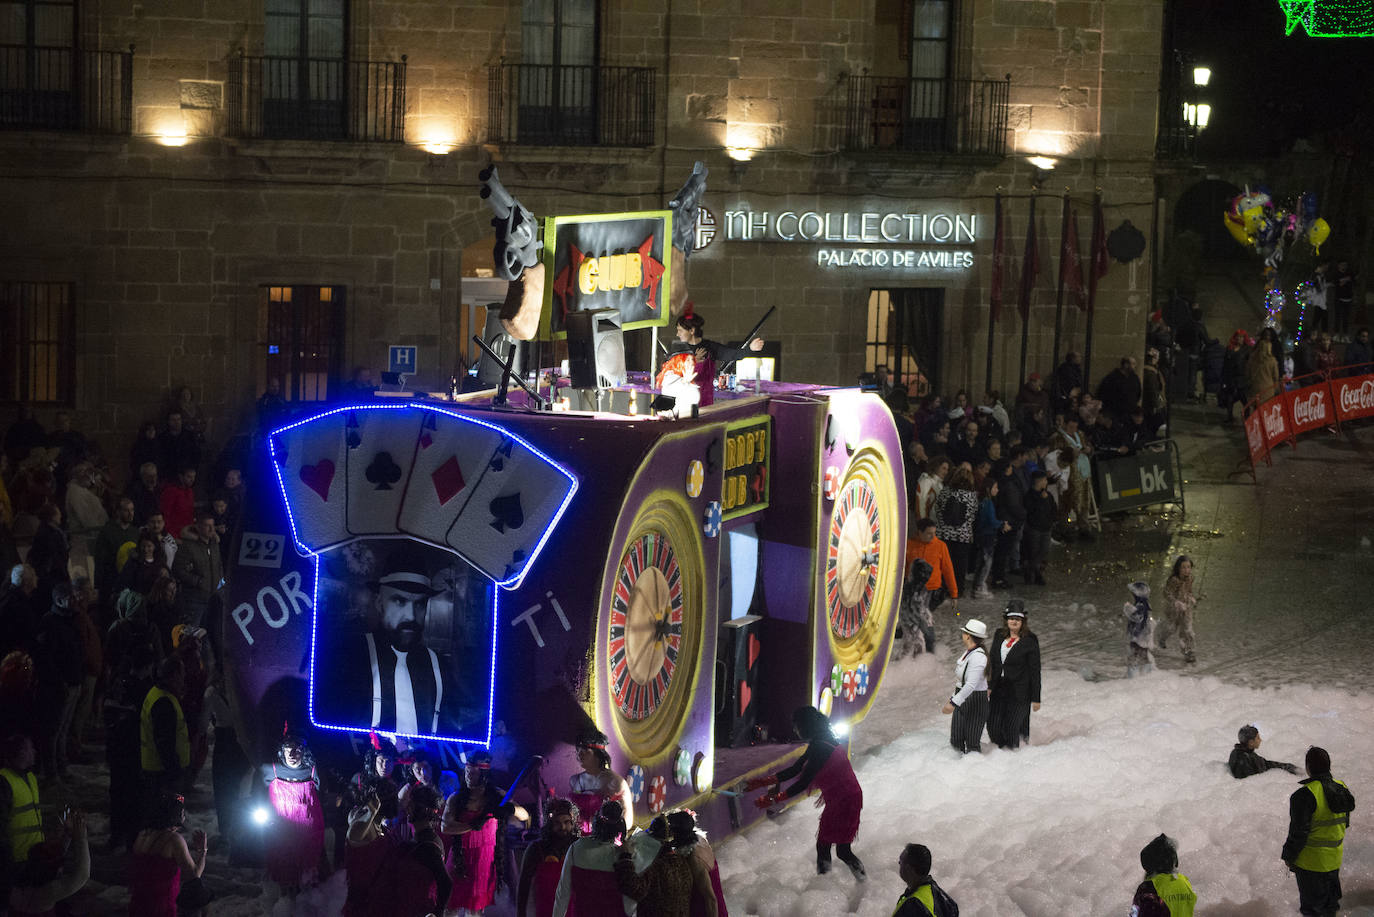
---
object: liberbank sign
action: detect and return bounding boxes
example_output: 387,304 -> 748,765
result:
722,207 -> 977,271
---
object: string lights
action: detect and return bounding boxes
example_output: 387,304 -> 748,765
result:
1263,287 -> 1286,329
1278,0 -> 1374,37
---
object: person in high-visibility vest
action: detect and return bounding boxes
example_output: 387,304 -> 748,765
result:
1,733 -> 43,875
139,657 -> 189,797
1131,833 -> 1196,916
1282,746 -> 1356,917
891,843 -> 958,916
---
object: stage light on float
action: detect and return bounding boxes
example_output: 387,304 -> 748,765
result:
251,806 -> 270,826
832,721 -> 851,738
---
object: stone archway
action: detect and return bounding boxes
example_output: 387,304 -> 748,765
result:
1175,177 -> 1243,260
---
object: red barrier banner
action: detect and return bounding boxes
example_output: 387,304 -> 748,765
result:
1286,382 -> 1336,435
1258,395 -> 1291,449
1245,408 -> 1270,467
1331,374 -> 1374,422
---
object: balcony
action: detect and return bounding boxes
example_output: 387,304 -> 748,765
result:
840,74 -> 1009,158
227,53 -> 406,143
0,46 -> 133,134
487,61 -> 656,148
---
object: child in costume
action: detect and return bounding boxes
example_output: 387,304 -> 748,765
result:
1123,581 -> 1155,678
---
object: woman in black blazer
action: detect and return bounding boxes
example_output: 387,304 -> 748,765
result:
986,599 -> 1041,749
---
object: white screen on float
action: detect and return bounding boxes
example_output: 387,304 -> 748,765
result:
727,523 -> 760,619
734,357 -> 775,381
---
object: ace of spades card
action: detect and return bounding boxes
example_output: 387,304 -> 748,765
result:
343,407 -> 425,538
445,436 -> 576,584
272,413 -> 350,551
396,409 -> 507,545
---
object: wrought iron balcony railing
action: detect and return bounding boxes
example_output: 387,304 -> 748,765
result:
841,73 -> 1010,158
227,52 -> 405,142
488,61 -> 656,147
0,45 -> 132,133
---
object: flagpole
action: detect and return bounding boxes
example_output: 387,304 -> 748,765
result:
985,190 -> 1003,396
1084,189 -> 1103,384
1018,189 -> 1037,384
1052,189 -> 1070,374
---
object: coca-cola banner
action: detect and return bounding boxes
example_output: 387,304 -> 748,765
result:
1258,395 -> 1292,450
1285,383 -> 1335,436
1245,408 -> 1270,467
1331,373 -> 1374,422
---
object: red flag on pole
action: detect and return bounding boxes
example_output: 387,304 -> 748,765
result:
1086,193 -> 1108,313
1062,203 -> 1087,311
1016,194 -> 1039,323
990,193 -> 1006,322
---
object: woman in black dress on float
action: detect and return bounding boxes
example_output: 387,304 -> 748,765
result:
986,599 -> 1042,749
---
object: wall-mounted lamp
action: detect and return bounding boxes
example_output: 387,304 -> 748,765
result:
1026,155 -> 1056,187
726,146 -> 754,180
156,128 -> 190,147
1192,65 -> 1212,87
1183,103 -> 1212,130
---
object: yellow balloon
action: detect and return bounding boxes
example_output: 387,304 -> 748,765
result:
1223,214 -> 1252,247
1307,218 -> 1331,253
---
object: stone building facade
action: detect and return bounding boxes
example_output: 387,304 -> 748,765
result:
0,0 -> 1164,481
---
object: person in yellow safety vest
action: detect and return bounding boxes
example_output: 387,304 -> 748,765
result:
891,843 -> 958,917
1131,833 -> 1195,916
1282,746 -> 1355,917
1,733 -> 43,884
139,657 -> 190,796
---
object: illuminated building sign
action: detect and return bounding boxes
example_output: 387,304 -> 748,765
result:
723,208 -> 978,271
542,211 -> 673,339
723,210 -> 977,244
722,416 -> 770,520
267,403 -> 579,745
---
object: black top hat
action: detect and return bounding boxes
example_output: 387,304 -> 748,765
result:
368,553 -> 443,597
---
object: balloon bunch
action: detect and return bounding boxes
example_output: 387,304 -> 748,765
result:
1223,187 -> 1332,277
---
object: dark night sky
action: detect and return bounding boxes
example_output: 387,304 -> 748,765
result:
1173,0 -> 1373,157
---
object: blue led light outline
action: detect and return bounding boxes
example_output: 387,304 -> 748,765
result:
305,548 -> 502,748
268,401 -> 580,591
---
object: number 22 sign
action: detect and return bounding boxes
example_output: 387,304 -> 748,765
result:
238,532 -> 285,569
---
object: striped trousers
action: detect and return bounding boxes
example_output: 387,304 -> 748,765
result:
949,691 -> 989,754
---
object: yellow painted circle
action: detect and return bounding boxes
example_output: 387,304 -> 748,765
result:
818,686 -> 834,717
686,460 -> 704,498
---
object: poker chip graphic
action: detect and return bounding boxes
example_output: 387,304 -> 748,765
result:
818,686 -> 834,717
703,501 -> 722,537
856,662 -> 870,696
823,465 -> 840,500
829,664 -> 843,695
627,764 -> 646,802
648,775 -> 668,813
841,668 -> 857,702
673,748 -> 692,786
686,460 -> 704,498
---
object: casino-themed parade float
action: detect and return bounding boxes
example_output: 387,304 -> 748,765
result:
222,162 -> 908,849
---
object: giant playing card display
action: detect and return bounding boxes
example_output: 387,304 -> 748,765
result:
270,412 -> 351,552
271,405 -> 577,588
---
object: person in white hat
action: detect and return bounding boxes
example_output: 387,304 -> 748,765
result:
942,619 -> 989,754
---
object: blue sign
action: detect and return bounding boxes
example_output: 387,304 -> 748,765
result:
388,345 -> 418,374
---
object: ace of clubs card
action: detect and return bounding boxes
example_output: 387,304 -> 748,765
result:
343,407 -> 424,538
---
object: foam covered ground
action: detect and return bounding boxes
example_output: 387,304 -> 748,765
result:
713,654 -> 1374,916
